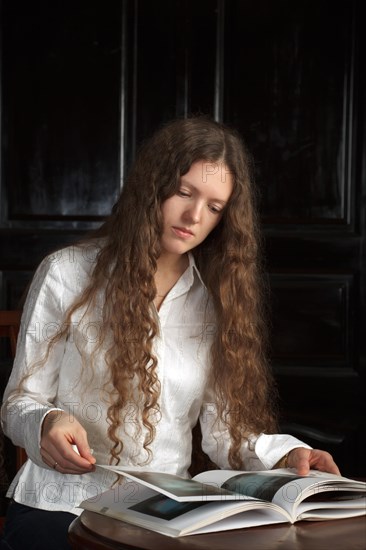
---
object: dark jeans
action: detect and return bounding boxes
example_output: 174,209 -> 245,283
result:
0,500 -> 75,550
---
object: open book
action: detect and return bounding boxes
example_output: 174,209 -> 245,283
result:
79,466 -> 366,538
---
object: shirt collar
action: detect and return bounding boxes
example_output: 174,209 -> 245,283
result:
161,252 -> 206,304
187,252 -> 206,289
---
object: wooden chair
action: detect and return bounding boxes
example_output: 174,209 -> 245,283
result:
0,311 -> 21,358
0,310 -> 27,472
0,310 -> 28,530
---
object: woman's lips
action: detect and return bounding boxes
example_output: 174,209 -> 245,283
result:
172,227 -> 194,239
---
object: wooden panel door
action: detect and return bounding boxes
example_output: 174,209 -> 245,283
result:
0,0 -> 123,512
1,0 -> 365,481
0,0 -> 123,307
223,0 -> 365,476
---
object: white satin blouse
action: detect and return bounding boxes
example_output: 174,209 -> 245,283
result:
1,244 -> 308,514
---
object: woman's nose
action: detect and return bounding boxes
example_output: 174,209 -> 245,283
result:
184,201 -> 202,223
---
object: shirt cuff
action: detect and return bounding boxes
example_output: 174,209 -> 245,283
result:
254,433 -> 312,470
38,408 -> 64,448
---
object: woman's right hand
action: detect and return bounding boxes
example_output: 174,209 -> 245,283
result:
40,410 -> 96,474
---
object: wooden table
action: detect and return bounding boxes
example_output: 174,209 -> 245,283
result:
68,511 -> 366,550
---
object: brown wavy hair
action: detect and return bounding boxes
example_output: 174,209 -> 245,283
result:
26,116 -> 278,469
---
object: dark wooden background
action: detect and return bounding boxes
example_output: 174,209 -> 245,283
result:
0,0 -> 365,505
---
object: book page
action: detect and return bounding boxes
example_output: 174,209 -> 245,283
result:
96,465 -> 247,502
297,499 -> 366,521
196,469 -> 302,503
80,483 -> 289,537
271,476 -> 366,520
196,469 -> 366,521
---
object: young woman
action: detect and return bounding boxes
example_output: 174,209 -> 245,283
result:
0,117 -> 339,549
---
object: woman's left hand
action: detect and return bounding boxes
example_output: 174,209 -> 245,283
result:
287,448 -> 341,476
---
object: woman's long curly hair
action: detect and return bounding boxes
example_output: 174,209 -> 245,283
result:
28,116 -> 278,469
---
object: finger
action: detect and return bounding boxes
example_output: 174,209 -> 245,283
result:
42,456 -> 94,475
42,428 -> 95,469
328,462 -> 341,475
41,453 -> 91,474
294,458 -> 310,476
40,449 -> 59,471
73,442 -> 96,464
61,443 -> 95,469
309,450 -> 341,475
40,445 -> 95,474
323,462 -> 341,475
54,463 -> 95,475
71,440 -> 96,464
42,457 -> 92,476
288,448 -> 311,475
41,453 -> 58,470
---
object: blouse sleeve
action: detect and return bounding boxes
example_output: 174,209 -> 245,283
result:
1,251 -> 78,467
199,386 -> 311,471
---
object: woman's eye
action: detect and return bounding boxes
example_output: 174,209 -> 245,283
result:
177,189 -> 191,197
209,205 -> 222,214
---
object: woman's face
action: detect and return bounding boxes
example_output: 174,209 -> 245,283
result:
160,160 -> 233,258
